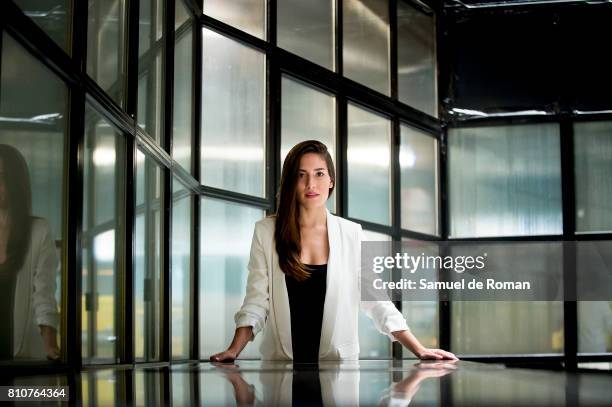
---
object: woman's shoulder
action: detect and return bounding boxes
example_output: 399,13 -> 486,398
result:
330,213 -> 362,235
254,215 -> 276,234
30,217 -> 52,235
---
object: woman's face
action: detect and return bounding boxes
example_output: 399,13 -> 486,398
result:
0,159 -> 6,209
295,153 -> 333,210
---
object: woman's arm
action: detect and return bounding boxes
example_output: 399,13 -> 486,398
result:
392,330 -> 457,360
210,326 -> 254,362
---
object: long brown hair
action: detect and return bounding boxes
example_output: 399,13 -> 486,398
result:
274,140 -> 335,281
0,144 -> 33,273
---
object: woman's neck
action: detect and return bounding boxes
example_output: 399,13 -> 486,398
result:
298,206 -> 327,228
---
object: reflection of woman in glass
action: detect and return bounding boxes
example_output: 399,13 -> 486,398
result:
0,144 -> 60,361
211,141 -> 456,363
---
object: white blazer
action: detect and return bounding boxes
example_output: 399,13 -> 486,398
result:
12,218 -> 60,359
234,209 -> 409,360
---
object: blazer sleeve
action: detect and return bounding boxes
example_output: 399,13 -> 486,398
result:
32,219 -> 60,330
357,225 -> 409,342
234,221 -> 270,341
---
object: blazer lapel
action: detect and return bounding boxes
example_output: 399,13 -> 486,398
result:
271,247 -> 293,358
319,209 -> 341,357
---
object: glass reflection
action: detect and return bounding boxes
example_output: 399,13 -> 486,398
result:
82,105 -> 124,363
448,124 -> 562,238
278,0 -> 335,70
0,34 -> 65,363
199,199 -> 264,359
135,150 -> 163,361
203,0 -> 266,40
201,29 -> 266,197
13,0 -> 71,52
397,1 -> 437,117
347,103 -> 391,225
281,76 -> 336,211
343,0 -> 390,95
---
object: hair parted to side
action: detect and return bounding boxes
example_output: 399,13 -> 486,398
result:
274,140 -> 335,282
0,144 -> 33,273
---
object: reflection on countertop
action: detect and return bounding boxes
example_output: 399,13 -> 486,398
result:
1,360 -> 611,406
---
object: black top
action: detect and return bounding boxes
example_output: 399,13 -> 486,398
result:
285,264 -> 327,363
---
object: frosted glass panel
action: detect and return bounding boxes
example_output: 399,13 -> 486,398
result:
278,0 -> 335,70
397,1 -> 436,117
449,124 -> 562,238
173,24 -> 194,171
348,103 -> 391,225
172,180 -> 192,359
203,0 -> 265,39
359,231 -> 392,359
200,199 -> 264,359
201,29 -> 266,197
281,76 -> 336,212
452,301 -> 564,355
574,121 -> 612,233
578,301 -> 612,353
400,125 -> 438,235
343,0 -> 390,95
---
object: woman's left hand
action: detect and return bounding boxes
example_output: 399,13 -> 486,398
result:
416,348 -> 458,361
39,325 -> 60,361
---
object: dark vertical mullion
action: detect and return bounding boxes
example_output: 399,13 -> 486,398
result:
65,0 -> 88,370
269,53 -> 281,213
161,0 -> 176,364
122,0 -> 140,367
338,96 -> 348,217
268,0 -> 277,46
389,0 -> 398,101
336,0 -> 343,76
391,117 -> 402,359
438,126 -> 451,352
560,115 -> 578,371
85,128 -> 96,361
191,13 -> 202,361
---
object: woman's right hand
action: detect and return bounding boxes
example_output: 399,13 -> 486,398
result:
209,349 -> 238,363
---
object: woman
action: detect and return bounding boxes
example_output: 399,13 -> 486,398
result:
0,144 -> 60,361
210,141 -> 456,362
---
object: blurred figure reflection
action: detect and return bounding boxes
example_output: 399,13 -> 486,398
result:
0,144 -> 60,361
212,360 -> 457,406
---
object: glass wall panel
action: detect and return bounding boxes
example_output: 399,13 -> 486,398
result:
281,76 -> 336,211
175,0 -> 191,29
171,179 -> 192,359
343,0 -> 390,95
574,121 -> 612,233
14,0 -> 71,52
200,198 -> 264,359
347,103 -> 391,225
203,0 -> 265,40
137,0 -> 165,143
0,34 -> 66,363
448,124 -> 562,238
87,0 -> 127,106
173,5 -> 194,171
278,0 -> 335,70
201,29 -> 266,197
359,231 -> 392,358
400,124 -> 438,235
134,150 -> 163,361
452,301 -> 564,355
578,301 -> 612,353
82,104 -> 125,363
397,1 -> 437,117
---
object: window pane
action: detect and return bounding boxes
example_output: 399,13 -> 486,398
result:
175,0 -> 191,30
200,199 -> 264,359
278,0 -> 335,70
82,104 -> 125,363
172,179 -> 192,359
347,103 -> 391,225
137,0 -> 165,143
0,33 -> 66,363
400,125 -> 438,235
397,1 -> 437,117
574,121 -> 612,233
203,0 -> 265,39
281,76 -> 336,212
578,301 -> 612,354
449,124 -> 562,238
173,15 -> 194,171
452,301 -> 564,355
359,231 -> 392,358
14,0 -> 71,52
134,150 -> 163,361
343,0 -> 390,95
201,29 -> 266,197
87,0 -> 127,107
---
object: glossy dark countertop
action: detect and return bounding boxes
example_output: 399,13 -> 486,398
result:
2,360 -> 611,406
